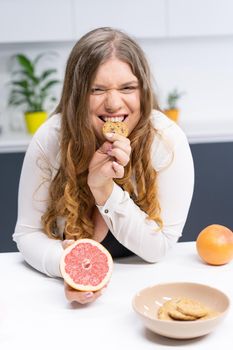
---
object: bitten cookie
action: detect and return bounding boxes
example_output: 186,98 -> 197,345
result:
102,121 -> 128,137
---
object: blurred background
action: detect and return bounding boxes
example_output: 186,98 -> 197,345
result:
0,0 -> 233,252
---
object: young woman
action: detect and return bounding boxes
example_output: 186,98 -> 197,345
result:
13,27 -> 194,304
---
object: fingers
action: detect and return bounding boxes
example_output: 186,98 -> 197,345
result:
62,239 -> 75,250
107,148 -> 130,167
64,282 -> 107,304
98,141 -> 114,155
87,132 -> 130,188
104,133 -> 131,167
112,140 -> 131,155
104,132 -> 131,149
112,161 -> 124,178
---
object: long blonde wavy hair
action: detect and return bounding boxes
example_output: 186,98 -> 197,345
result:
42,27 -> 162,240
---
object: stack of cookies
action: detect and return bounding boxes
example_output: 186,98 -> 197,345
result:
158,297 -> 219,321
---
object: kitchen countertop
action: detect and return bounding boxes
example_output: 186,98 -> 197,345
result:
0,130 -> 31,153
0,242 -> 232,349
1,120 -> 233,153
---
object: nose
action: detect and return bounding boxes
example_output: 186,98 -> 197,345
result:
104,90 -> 122,112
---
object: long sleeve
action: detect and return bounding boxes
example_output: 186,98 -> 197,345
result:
97,112 -> 194,262
13,115 -> 63,277
13,111 -> 194,275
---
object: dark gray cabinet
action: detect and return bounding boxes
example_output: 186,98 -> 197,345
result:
0,142 -> 233,252
180,142 -> 233,242
0,152 -> 25,252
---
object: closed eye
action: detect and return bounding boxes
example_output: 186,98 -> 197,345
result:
91,88 -> 105,95
120,86 -> 138,93
91,86 -> 139,95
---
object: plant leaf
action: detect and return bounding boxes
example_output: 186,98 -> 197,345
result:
10,89 -> 33,97
8,52 -> 60,113
41,80 -> 60,92
12,70 -> 39,84
33,53 -> 48,66
39,69 -> 57,82
15,54 -> 34,75
11,80 -> 29,89
8,97 -> 28,106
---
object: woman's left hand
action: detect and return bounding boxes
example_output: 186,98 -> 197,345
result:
64,282 -> 107,304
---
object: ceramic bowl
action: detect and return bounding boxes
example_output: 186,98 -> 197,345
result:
132,282 -> 230,339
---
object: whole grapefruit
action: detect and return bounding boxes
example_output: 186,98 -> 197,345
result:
196,224 -> 233,265
60,239 -> 113,291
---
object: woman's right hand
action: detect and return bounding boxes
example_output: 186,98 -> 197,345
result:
62,239 -> 107,304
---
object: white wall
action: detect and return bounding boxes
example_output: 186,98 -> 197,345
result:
141,35 -> 233,128
0,34 -> 233,133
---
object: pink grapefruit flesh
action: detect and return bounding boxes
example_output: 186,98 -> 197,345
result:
60,239 -> 113,291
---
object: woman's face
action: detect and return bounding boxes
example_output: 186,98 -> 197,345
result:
89,58 -> 141,142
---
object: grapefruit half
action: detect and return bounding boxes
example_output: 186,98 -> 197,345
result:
60,239 -> 113,291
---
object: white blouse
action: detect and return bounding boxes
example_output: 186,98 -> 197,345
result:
13,110 -> 194,277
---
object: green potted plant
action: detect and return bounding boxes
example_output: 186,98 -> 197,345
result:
8,53 -> 60,133
164,88 -> 185,122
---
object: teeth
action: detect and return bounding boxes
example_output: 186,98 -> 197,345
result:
102,116 -> 125,122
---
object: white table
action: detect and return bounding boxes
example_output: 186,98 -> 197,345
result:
0,242 -> 232,350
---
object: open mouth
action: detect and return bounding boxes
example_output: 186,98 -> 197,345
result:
98,115 -> 128,123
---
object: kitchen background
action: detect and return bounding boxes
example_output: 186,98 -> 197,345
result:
0,0 -> 233,252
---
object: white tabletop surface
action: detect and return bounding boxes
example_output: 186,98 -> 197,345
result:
0,242 -> 232,350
